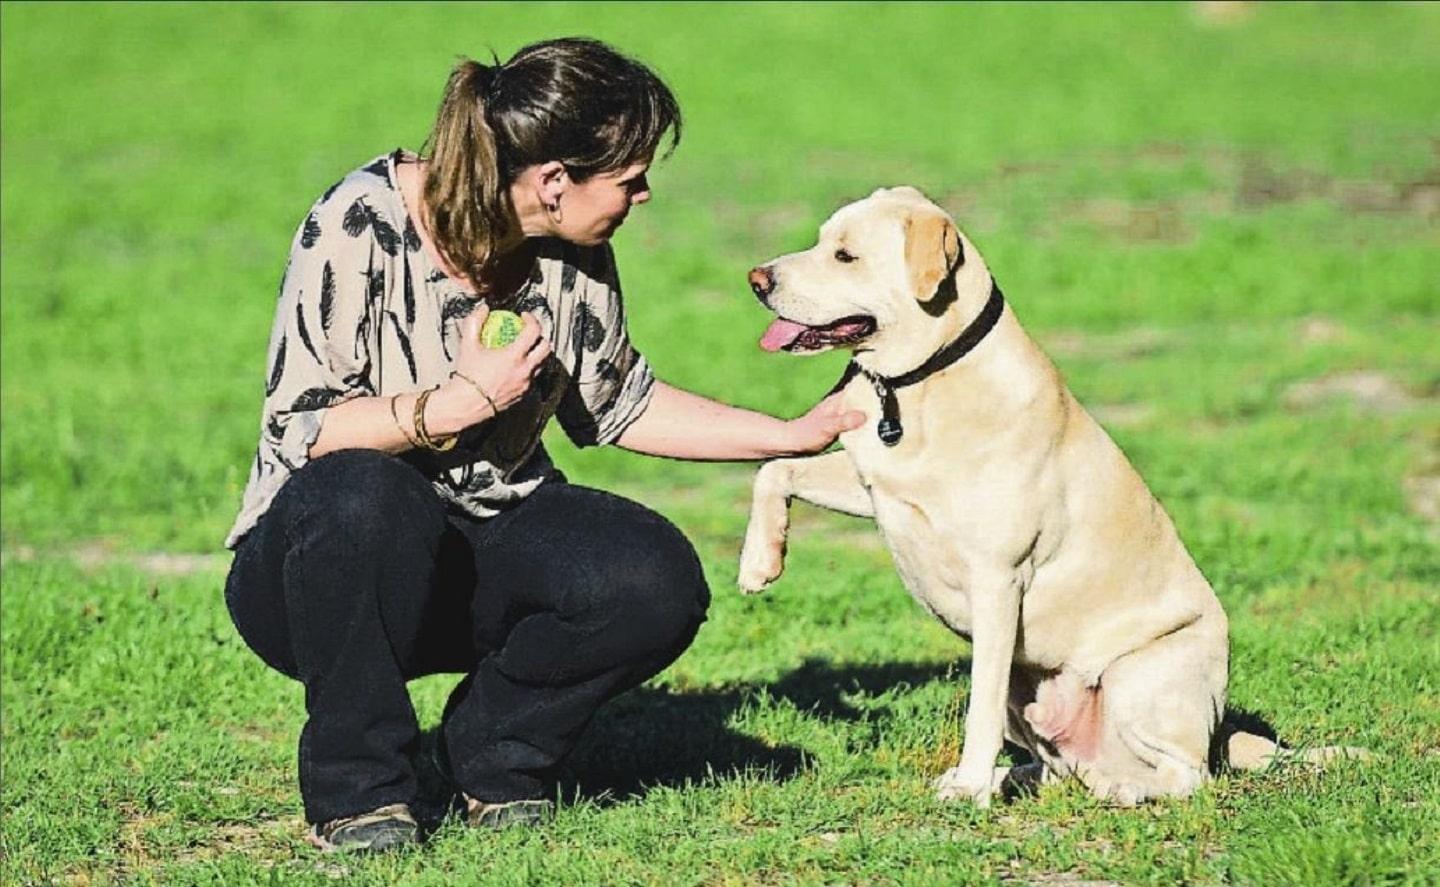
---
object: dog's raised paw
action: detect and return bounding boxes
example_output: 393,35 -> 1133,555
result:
736,564 -> 778,594
736,542 -> 784,594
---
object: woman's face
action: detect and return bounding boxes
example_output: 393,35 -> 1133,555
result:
554,159 -> 652,245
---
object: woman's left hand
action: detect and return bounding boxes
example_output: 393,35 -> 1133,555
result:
784,392 -> 867,455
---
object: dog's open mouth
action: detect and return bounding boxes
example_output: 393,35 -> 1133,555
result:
759,315 -> 877,353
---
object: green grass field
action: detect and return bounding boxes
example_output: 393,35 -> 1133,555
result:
3,2 -> 1438,883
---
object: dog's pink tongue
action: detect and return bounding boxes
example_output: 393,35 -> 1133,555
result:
760,319 -> 809,352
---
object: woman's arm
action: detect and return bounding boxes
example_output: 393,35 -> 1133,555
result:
614,380 -> 865,461
309,387 -> 477,458
310,307 -> 552,459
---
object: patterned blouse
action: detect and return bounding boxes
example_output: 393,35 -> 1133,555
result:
225,150 -> 656,549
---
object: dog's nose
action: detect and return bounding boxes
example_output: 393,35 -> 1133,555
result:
749,266 -> 776,304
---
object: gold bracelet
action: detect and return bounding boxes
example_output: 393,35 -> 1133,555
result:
412,386 -> 458,451
451,371 -> 500,418
389,394 -> 419,449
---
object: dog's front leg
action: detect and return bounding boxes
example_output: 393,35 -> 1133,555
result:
935,570 -> 1022,808
738,451 -> 872,594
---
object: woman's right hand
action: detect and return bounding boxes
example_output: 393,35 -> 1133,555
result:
435,305 -> 552,433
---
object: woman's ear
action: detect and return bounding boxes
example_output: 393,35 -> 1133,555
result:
535,161 -> 569,206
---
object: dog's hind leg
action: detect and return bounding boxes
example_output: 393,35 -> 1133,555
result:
1072,617 -> 1228,805
738,451 -> 873,593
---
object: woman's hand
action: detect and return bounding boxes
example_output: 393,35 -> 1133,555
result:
782,392 -> 866,456
427,305 -> 552,435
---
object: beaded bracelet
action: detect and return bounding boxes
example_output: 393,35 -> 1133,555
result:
412,386 -> 457,451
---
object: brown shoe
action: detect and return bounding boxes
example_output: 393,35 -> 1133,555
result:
306,803 -> 419,853
465,797 -> 554,830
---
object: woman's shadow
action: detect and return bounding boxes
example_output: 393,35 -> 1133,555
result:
411,658 -> 960,824
558,658 -> 963,801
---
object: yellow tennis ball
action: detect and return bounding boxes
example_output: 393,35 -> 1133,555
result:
479,310 -> 523,348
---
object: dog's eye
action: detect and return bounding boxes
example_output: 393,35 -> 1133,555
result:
834,248 -> 858,264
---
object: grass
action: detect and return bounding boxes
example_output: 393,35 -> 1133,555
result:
2,1 -> 1438,883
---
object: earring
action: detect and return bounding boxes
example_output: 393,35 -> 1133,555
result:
545,198 -> 563,225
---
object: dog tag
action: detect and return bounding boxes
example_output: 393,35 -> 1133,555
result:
878,417 -> 903,446
876,383 -> 903,446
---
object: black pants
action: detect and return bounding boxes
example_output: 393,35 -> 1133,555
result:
224,449 -> 709,825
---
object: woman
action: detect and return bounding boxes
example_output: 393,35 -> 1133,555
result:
224,37 -> 861,853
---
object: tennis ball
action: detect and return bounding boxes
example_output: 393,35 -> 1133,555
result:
479,310 -> 524,348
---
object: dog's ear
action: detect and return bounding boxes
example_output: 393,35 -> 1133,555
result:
904,211 -> 963,303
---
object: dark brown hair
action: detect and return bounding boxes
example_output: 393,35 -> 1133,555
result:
422,37 -> 682,293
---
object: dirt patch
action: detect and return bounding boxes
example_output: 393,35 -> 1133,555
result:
1296,315 -> 1351,345
1005,875 -> 1122,887
1238,157 -> 1440,219
1069,198 -> 1198,244
1040,327 -> 1171,361
1282,371 -> 1424,414
1088,402 -> 1157,428
2,541 -> 227,576
180,820 -> 299,863
1404,429 -> 1440,524
1191,1 -> 1255,27
115,800 -> 299,869
987,141 -> 1440,243
736,141 -> 1435,255
1405,474 -> 1440,523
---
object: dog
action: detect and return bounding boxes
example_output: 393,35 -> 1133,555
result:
738,186 -> 1364,806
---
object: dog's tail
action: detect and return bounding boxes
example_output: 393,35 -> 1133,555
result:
1220,719 -> 1373,771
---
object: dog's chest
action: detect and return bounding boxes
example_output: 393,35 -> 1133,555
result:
848,451 -> 977,635
872,490 -> 976,636
838,383 -> 982,633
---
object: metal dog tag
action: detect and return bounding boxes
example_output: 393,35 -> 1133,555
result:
878,417 -> 903,446
876,384 -> 903,446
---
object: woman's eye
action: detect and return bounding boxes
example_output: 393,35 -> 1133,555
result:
834,249 -> 857,263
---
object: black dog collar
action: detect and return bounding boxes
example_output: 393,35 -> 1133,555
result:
833,280 -> 1006,446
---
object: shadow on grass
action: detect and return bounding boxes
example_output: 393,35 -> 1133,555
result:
559,658 -> 961,802
406,658 -> 961,827
412,660 -> 1285,825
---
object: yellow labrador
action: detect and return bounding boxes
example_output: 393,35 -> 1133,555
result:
739,186 -> 1361,806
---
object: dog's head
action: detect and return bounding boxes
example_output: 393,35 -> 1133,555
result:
750,186 -> 992,376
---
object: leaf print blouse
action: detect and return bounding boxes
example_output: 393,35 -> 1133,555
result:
225,150 -> 656,549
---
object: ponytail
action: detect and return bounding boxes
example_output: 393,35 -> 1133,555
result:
421,60 -> 510,294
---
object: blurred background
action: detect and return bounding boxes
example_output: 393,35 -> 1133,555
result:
2,3 -> 1437,882
2,1 -> 1436,554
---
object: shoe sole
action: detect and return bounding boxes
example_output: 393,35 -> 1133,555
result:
468,800 -> 554,830
307,822 -> 418,853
